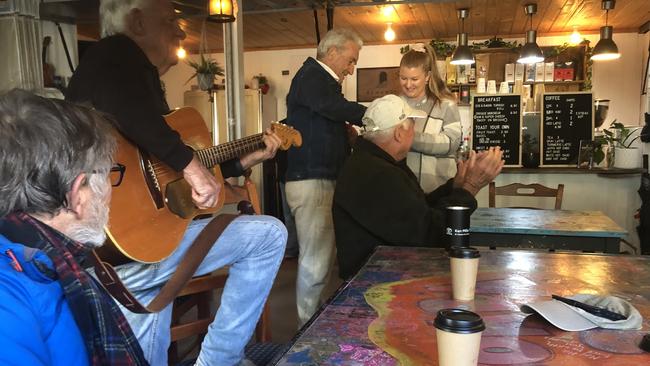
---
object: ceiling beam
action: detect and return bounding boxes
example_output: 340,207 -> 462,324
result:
640,21 -> 650,34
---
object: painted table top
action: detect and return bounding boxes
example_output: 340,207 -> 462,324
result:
276,247 -> 650,365
470,208 -> 627,238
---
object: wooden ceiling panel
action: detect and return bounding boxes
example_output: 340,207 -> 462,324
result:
67,0 -> 649,53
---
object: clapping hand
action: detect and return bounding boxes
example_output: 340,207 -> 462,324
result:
454,147 -> 505,196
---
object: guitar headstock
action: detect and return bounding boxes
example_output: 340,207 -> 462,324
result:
270,122 -> 303,150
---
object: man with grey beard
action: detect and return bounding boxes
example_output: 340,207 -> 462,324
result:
0,89 -> 148,366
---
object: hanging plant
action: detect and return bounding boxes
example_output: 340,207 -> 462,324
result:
185,54 -> 224,91
429,39 -> 455,58
472,37 -> 520,50
400,40 -> 454,57
583,40 -> 593,91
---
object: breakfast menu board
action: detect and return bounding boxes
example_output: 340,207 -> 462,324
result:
541,92 -> 593,166
471,94 -> 522,166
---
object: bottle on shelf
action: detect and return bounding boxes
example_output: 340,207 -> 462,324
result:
457,136 -> 471,161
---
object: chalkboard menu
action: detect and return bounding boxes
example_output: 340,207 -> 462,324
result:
471,95 -> 522,166
541,92 -> 593,166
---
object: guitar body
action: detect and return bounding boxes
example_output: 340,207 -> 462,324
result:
106,108 -> 225,263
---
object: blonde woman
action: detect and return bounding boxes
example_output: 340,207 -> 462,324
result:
399,44 -> 463,192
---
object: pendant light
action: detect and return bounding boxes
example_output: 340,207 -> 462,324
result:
569,26 -> 582,45
450,9 -> 475,65
384,23 -> 396,42
517,3 -> 544,65
591,0 -> 621,61
208,0 -> 236,23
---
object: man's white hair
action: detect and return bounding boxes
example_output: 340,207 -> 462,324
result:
99,0 -> 152,38
364,119 -> 412,144
316,28 -> 363,60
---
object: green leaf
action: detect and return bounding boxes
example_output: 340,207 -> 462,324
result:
593,149 -> 605,164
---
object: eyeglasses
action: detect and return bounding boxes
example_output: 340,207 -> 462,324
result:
109,163 -> 126,187
90,163 -> 126,187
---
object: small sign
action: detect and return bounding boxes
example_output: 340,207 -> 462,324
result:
541,92 -> 594,166
471,94 -> 522,166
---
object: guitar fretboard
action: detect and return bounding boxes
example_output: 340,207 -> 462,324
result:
195,133 -> 266,168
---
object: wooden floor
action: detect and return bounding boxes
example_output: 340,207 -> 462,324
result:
266,257 -> 344,342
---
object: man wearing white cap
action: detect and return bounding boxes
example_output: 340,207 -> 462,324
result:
333,94 -> 504,279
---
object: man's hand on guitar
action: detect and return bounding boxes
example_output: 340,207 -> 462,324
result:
239,128 -> 282,170
183,157 -> 222,209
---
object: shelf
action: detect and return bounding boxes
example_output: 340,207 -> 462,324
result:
508,80 -> 585,85
447,80 -> 584,88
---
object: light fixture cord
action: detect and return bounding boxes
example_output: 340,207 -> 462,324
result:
605,9 -> 609,26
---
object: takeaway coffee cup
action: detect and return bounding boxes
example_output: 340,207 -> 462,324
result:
487,80 -> 497,94
449,246 -> 480,301
476,78 -> 486,93
434,308 -> 485,366
445,206 -> 471,247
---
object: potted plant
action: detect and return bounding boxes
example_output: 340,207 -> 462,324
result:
601,121 -> 642,169
186,54 -> 224,91
253,74 -> 270,94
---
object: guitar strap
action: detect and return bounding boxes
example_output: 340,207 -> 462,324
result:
89,213 -> 239,313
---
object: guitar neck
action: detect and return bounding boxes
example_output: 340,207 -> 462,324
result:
195,133 -> 265,168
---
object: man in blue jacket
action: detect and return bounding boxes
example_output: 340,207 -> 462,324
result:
0,89 -> 147,365
285,28 -> 367,325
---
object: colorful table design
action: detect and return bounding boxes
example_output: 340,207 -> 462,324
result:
276,247 -> 650,365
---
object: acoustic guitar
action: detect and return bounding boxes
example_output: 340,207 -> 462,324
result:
104,107 -> 302,263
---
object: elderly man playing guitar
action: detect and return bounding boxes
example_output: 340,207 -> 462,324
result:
66,1 -> 287,365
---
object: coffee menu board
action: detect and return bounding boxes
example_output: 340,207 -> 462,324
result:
471,94 -> 522,166
541,92 -> 594,166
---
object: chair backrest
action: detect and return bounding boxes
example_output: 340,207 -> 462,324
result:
488,182 -> 564,210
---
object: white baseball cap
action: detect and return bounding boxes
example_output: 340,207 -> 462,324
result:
521,294 -> 642,332
362,94 -> 427,133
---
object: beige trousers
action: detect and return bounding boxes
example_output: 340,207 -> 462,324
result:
285,179 -> 336,325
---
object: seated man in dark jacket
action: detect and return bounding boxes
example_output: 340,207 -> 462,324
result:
333,94 -> 504,279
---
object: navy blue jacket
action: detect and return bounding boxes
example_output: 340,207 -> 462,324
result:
285,57 -> 366,181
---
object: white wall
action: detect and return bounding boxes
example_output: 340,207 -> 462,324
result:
163,32 -> 648,128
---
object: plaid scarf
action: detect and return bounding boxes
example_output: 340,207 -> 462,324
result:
0,213 -> 148,366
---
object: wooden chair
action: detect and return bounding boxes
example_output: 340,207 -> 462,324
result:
168,176 -> 272,364
489,182 -> 565,210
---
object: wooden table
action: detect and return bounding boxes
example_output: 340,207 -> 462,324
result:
470,208 -> 627,253
276,247 -> 650,365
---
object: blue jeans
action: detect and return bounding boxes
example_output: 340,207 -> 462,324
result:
113,215 -> 287,366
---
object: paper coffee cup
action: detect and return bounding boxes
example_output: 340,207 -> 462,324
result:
487,80 -> 497,94
476,78 -> 486,93
499,81 -> 510,94
445,206 -> 471,247
449,247 -> 480,301
435,308 -> 485,366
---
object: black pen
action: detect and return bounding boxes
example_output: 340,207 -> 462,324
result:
552,294 -> 627,321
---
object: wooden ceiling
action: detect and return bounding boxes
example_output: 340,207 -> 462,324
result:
52,0 -> 650,53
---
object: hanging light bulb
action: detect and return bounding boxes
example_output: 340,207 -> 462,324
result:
591,0 -> 621,61
569,26 -> 582,45
450,9 -> 475,65
208,0 -> 236,23
517,3 -> 544,64
382,5 -> 395,18
384,23 -> 396,42
176,46 -> 187,59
